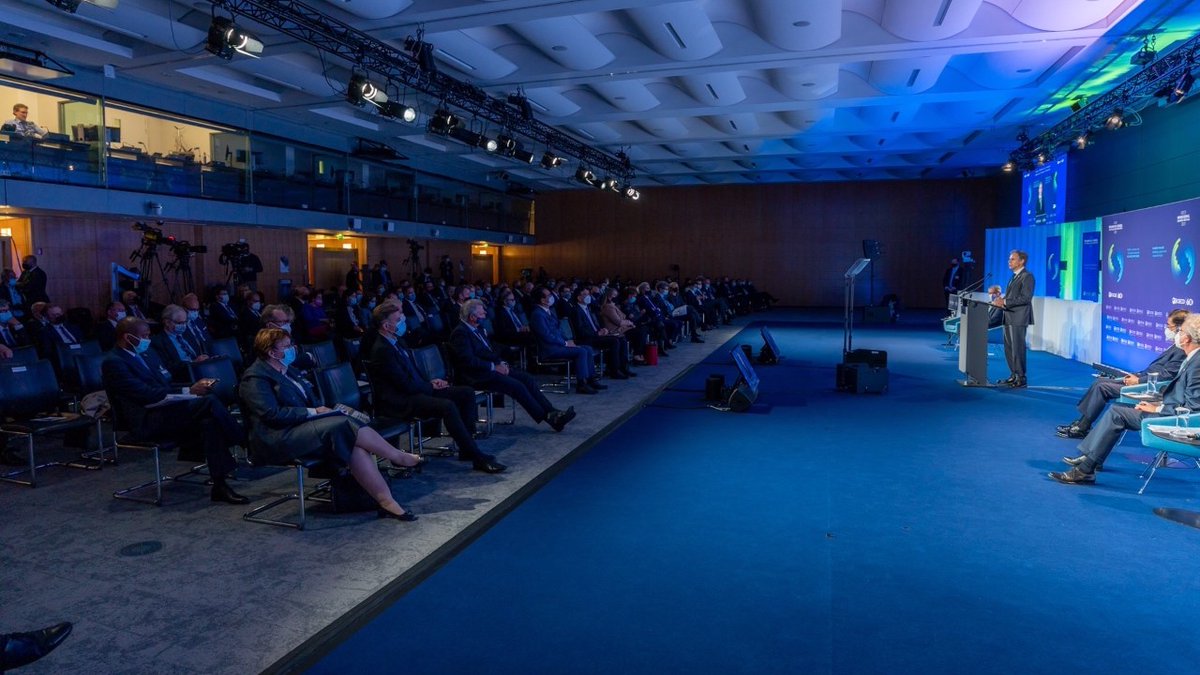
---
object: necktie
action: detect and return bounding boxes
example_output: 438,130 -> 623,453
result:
410,301 -> 425,323
507,308 -> 520,328
56,325 -> 75,344
474,326 -> 491,350
582,307 -> 598,332
176,334 -> 196,359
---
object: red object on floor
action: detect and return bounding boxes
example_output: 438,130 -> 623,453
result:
644,344 -> 658,365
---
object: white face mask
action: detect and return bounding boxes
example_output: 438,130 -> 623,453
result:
1166,327 -> 1178,342
1176,331 -> 1185,349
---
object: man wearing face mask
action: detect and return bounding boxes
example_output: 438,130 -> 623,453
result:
1054,309 -> 1189,440
1053,313 -> 1200,485
451,300 -> 577,432
0,299 -> 31,351
397,283 -> 433,346
336,288 -> 366,340
94,301 -> 127,351
151,305 -> 212,381
569,287 -> 632,379
37,305 -> 83,357
15,256 -> 48,306
530,286 -> 605,395
180,293 -> 213,350
257,304 -> 317,371
207,288 -> 239,340
367,303 -> 506,473
101,317 -> 249,504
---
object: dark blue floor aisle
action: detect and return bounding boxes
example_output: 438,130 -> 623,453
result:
309,316 -> 1200,675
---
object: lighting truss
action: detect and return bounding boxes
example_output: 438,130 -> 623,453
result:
209,0 -> 633,182
1009,31 -> 1200,169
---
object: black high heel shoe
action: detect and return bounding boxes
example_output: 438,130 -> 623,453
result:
378,507 -> 418,522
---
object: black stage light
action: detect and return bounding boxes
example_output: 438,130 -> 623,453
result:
1104,109 -> 1125,130
541,152 -> 565,169
206,16 -> 263,60
507,94 -> 534,120
512,149 -> 536,164
379,101 -> 418,122
428,109 -> 460,135
404,37 -> 438,74
575,167 -> 596,186
1001,160 -> 1014,173
622,186 -> 641,200
347,73 -> 388,107
495,135 -> 518,156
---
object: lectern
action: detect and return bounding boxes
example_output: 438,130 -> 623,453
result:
958,295 -> 992,386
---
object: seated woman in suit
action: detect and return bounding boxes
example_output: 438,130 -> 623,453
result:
240,327 -> 423,521
598,287 -> 648,363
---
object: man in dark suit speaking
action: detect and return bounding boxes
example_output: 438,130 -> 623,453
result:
994,249 -> 1034,388
100,317 -> 248,504
449,300 -> 576,433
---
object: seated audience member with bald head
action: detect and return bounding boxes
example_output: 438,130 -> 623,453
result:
151,304 -> 211,381
239,328 -> 423,521
449,300 -> 576,433
1055,309 -> 1190,440
367,302 -> 506,474
100,317 -> 248,504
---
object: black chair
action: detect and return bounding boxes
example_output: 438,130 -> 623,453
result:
6,345 -> 38,366
187,357 -> 239,407
0,360 -> 98,488
105,388 -> 207,506
241,456 -> 332,530
51,340 -> 101,390
314,362 -> 410,445
339,337 -> 363,374
72,352 -> 118,466
360,359 -> 443,456
560,318 -> 605,377
302,340 -> 340,369
207,337 -> 244,373
412,344 -> 494,436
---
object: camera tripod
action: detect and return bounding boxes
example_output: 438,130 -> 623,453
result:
129,240 -> 174,305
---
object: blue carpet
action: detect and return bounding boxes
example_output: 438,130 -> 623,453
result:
309,317 -> 1200,674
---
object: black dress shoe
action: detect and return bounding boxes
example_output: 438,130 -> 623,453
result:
576,383 -> 598,395
472,458 -> 507,474
378,507 -> 417,522
1049,467 -> 1096,484
390,455 -> 428,473
1055,425 -> 1087,439
211,483 -> 251,505
588,379 -> 609,390
1011,378 -> 1027,388
548,408 -> 577,432
1,621 -> 73,670
607,371 -> 629,380
691,336 -> 705,343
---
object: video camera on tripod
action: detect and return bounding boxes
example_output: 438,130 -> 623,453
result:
131,221 -> 166,259
219,240 -> 250,266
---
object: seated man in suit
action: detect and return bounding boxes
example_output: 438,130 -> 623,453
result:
396,282 -> 434,346
1056,309 -> 1189,439
494,290 -> 535,348
450,300 -> 576,433
151,304 -> 211,381
1052,313 -> 1200,484
37,305 -> 84,356
94,301 -> 126,351
207,288 -> 240,340
0,299 -> 32,351
100,317 -> 248,503
986,285 -> 1005,329
569,286 -> 632,379
120,290 -> 151,322
529,286 -> 605,395
367,303 -> 505,474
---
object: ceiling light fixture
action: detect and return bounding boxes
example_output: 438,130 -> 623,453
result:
495,135 -> 518,156
541,152 -> 565,169
512,149 -> 536,164
575,167 -> 596,187
347,73 -> 388,108
206,16 -> 263,60
506,93 -> 534,121
427,108 -> 460,135
1104,109 -> 1125,130
379,101 -> 418,123
404,35 -> 438,74
44,0 -> 118,13
622,186 -> 641,200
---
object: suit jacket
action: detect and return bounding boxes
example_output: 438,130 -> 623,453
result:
239,359 -> 329,464
1137,345 -> 1186,383
0,321 -> 31,349
1159,351 -> 1200,410
570,303 -> 605,340
401,298 -> 429,327
367,334 -> 435,417
16,266 -> 48,304
494,304 -> 529,342
208,302 -> 240,339
100,347 -> 176,431
151,331 -> 199,381
529,305 -> 568,348
599,302 -> 632,334
1003,269 -> 1035,327
94,319 -> 118,351
38,321 -> 84,355
448,321 -> 504,382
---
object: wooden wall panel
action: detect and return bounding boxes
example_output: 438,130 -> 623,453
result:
513,179 -> 999,308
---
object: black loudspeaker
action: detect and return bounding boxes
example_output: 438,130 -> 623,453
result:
836,363 -> 888,394
863,239 -> 881,258
845,348 -> 887,368
740,344 -> 754,360
727,382 -> 758,412
705,374 -> 726,401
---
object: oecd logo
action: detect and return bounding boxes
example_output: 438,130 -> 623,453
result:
1172,238 -> 1195,285
1107,244 -> 1124,282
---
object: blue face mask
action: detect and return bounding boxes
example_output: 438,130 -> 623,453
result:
187,310 -> 200,321
131,336 -> 151,354
173,323 -> 188,335
406,292 -> 416,300
279,346 -> 297,366
394,321 -> 407,337
6,279 -> 15,287
0,311 -> 10,322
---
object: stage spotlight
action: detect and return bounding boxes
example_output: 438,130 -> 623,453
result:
1168,72 -> 1195,104
1001,161 -> 1014,173
404,37 -> 438,74
622,186 -> 641,200
482,136 -> 500,153
1036,152 -> 1045,165
495,135 -> 518,156
541,152 -> 565,169
379,101 -> 418,123
447,126 -> 488,150
506,93 -> 534,120
347,73 -> 388,108
206,16 -> 263,60
599,177 -> 620,192
44,0 -> 118,12
428,109 -> 460,134
1131,36 -> 1157,67
575,167 -> 596,186
1104,109 -> 1125,130
512,149 -> 536,164
1074,131 -> 1091,150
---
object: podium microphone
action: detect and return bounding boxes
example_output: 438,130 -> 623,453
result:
960,272 -> 991,295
